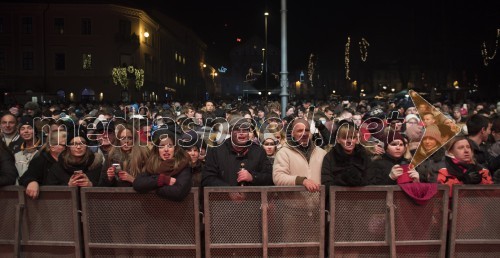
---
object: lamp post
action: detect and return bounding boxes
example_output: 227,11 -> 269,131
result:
264,11 -> 269,94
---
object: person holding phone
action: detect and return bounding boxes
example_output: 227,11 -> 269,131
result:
46,134 -> 103,187
366,130 -> 419,185
99,124 -> 149,187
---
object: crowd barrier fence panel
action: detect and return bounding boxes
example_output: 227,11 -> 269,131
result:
448,185 -> 500,258
329,185 -> 449,258
0,186 -> 22,257
80,187 -> 201,258
204,186 -> 326,258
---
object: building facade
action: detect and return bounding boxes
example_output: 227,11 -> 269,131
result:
0,3 -> 209,104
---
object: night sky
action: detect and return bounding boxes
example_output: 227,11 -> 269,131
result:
148,0 -> 500,76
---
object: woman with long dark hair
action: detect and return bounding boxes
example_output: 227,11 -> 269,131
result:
133,128 -> 192,201
46,135 -> 103,187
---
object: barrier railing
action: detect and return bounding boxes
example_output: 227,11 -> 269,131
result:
3,184 -> 499,258
330,185 -> 449,258
80,187 -> 201,258
203,186 -> 326,258
448,185 -> 500,258
0,186 -> 82,258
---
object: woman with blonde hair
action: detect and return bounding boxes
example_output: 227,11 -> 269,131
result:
100,123 -> 150,187
133,128 -> 192,201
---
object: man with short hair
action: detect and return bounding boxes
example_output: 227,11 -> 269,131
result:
466,114 -> 492,169
1,113 -> 23,153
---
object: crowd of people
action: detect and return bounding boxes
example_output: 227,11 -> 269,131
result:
0,94 -> 499,204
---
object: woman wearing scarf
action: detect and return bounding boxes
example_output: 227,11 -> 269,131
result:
133,128 -> 192,201
14,115 -> 42,181
46,134 -> 103,187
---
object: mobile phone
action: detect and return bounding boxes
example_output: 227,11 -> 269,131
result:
112,163 -> 122,173
74,170 -> 83,174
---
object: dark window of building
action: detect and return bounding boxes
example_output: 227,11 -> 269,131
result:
55,53 -> 65,70
0,50 -> 5,71
22,51 -> 34,70
22,17 -> 33,34
0,17 -> 4,33
54,18 -> 64,34
119,19 -> 131,36
81,18 -> 91,35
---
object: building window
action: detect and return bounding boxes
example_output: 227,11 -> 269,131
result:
119,19 -> 131,36
22,17 -> 33,34
55,53 -> 65,70
0,17 -> 4,33
54,18 -> 64,34
82,53 -> 92,70
182,78 -> 186,86
0,50 -> 5,71
81,18 -> 91,35
182,57 -> 186,65
175,52 -> 178,62
22,51 -> 34,70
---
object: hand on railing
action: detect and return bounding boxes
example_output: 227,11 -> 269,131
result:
25,181 -> 40,199
303,179 -> 320,192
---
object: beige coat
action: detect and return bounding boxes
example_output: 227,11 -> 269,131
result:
273,144 -> 326,186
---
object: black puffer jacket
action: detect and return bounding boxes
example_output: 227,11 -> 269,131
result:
0,141 -> 17,186
321,144 -> 370,187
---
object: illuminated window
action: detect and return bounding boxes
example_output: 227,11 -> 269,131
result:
182,78 -> 186,86
83,53 -> 92,70
182,57 -> 185,64
175,52 -> 178,61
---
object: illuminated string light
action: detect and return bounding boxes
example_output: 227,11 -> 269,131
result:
345,36 -> 351,80
359,37 -> 370,62
308,53 -> 316,87
481,28 -> 500,66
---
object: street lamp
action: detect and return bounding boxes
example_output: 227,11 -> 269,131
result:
144,31 -> 150,38
264,11 -> 269,93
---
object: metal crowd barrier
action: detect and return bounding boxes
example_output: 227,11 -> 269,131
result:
448,185 -> 500,258
80,187 -> 201,258
203,186 -> 326,258
0,186 -> 82,258
329,185 -> 449,258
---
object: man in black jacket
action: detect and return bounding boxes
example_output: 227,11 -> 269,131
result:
202,116 -> 273,188
0,140 -> 17,186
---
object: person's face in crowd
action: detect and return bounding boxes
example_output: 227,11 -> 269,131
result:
97,130 -> 115,147
325,110 -> 334,120
405,107 -> 418,115
336,130 -> 358,154
297,110 -> 304,118
418,104 -> 429,114
476,105 -> 484,111
142,125 -> 152,138
389,120 -> 403,131
186,108 -> 195,118
386,139 -> 406,159
199,147 -> 206,160
195,113 -> 203,125
422,114 -> 435,126
20,125 -> 34,141
1,115 -> 17,135
69,136 -> 87,157
480,123 -> 492,142
274,132 -> 282,143
449,139 -> 472,163
158,137 -> 175,161
286,107 -> 295,117
341,112 -> 353,121
50,124 -> 67,134
49,137 -> 66,156
352,115 -> 362,127
244,114 -> 252,119
26,109 -> 36,116
292,120 -> 310,147
257,110 -> 265,119
422,136 -> 438,152
406,118 -> 419,127
186,146 -> 199,164
453,109 -> 462,120
263,139 -> 277,156
205,101 -> 215,112
444,118 -> 459,132
231,126 -> 250,146
118,129 -> 133,152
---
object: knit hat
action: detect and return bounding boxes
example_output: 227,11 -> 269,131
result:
405,114 -> 420,123
24,102 -> 39,111
259,131 -> 278,144
19,115 -> 35,128
423,125 -> 442,144
383,130 -> 406,150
